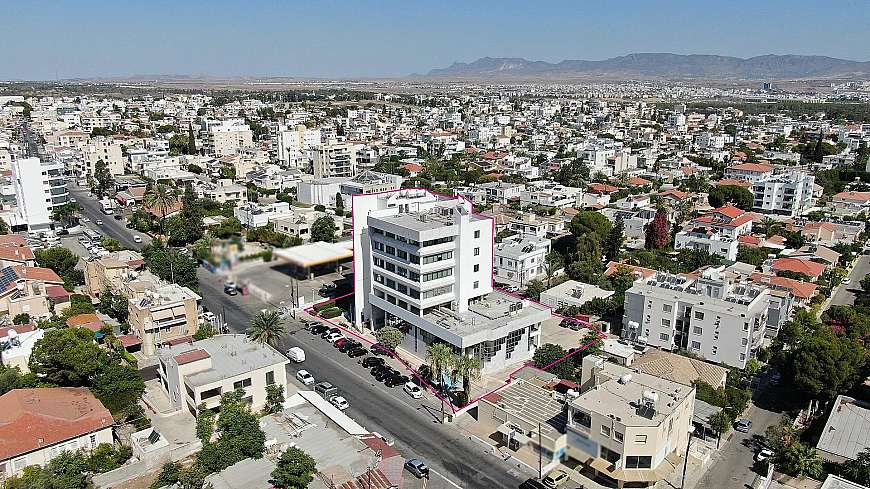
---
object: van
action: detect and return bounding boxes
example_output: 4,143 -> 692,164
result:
314,381 -> 338,401
287,347 -> 306,362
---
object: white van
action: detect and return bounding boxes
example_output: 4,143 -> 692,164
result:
287,347 -> 306,362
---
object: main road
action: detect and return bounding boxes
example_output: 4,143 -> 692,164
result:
73,190 -> 527,489
69,186 -> 149,251
828,254 -> 870,309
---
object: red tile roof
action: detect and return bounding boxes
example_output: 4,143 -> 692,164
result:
0,324 -> 35,337
772,258 -> 826,278
11,266 -> 63,285
117,335 -> 142,348
833,191 -> 870,203
604,261 -> 656,279
402,163 -> 423,172
709,205 -> 745,219
0,246 -> 34,263
0,235 -> 28,247
738,235 -> 763,247
715,178 -> 752,188
749,273 -> 817,299
587,183 -> 620,195
174,349 -> 210,365
728,162 -> 774,173
658,189 -> 692,200
0,388 -> 112,460
66,313 -> 102,328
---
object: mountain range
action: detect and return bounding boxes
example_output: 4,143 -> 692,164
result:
423,53 -> 870,80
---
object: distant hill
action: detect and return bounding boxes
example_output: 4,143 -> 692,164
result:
424,53 -> 870,80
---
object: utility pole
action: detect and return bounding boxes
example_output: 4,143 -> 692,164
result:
681,430 -> 694,489
538,421 -> 543,480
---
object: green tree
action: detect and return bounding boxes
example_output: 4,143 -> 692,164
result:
532,343 -> 575,380
271,447 -> 317,489
35,247 -> 83,289
603,217 -> 625,261
334,192 -> 344,214
142,241 -> 199,289
452,355 -> 481,395
784,328 -> 866,400
93,159 -> 115,198
247,310 -> 286,347
841,449 -> 870,486
426,343 -> 454,390
12,313 -> 30,325
51,202 -> 81,228
151,462 -> 183,489
264,384 -> 285,414
143,183 -> 179,234
374,326 -> 404,351
90,363 -> 145,416
777,442 -> 823,479
543,251 -> 563,287
569,211 -> 612,239
310,216 -> 337,243
29,328 -> 107,386
195,404 -> 216,444
0,364 -> 37,396
197,389 -> 267,474
707,185 -> 754,210
524,279 -> 546,300
86,443 -> 132,473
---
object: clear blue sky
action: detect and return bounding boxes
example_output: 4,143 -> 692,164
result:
3,0 -> 869,80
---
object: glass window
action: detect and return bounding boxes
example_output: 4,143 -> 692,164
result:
663,304 -> 672,313
601,425 -> 611,437
693,326 -> 703,335
266,371 -> 275,385
625,456 -> 652,469
661,318 -> 671,327
233,378 -> 252,390
691,341 -> 701,349
634,434 -> 647,444
659,333 -> 669,341
694,311 -> 705,320
474,247 -> 480,256
474,264 -> 479,272
474,230 -> 481,239
573,410 -> 591,428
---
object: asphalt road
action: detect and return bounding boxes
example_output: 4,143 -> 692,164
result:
197,270 -> 528,489
78,189 -> 527,489
828,254 -> 870,308
694,372 -> 787,489
69,185 -> 149,251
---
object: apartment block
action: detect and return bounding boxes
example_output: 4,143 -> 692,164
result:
493,235 -> 551,288
311,142 -> 357,179
276,124 -> 321,167
566,356 -> 695,488
353,190 -> 550,373
7,157 -> 69,231
128,283 -> 201,355
157,334 -> 289,415
674,228 -> 739,261
622,267 -> 769,369
204,119 -> 253,157
751,170 -> 816,216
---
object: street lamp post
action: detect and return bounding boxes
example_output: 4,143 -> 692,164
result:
681,428 -> 696,489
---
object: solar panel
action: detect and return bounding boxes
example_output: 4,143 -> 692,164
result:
147,430 -> 161,444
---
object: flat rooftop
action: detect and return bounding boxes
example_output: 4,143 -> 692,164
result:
159,334 -> 288,387
483,378 -> 566,439
817,395 -> 870,461
571,360 -> 694,427
422,290 -> 550,337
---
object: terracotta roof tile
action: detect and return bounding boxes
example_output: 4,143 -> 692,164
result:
175,349 -> 210,365
772,257 -> 826,278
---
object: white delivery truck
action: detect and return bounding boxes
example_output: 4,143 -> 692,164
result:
286,347 -> 306,362
100,198 -> 115,214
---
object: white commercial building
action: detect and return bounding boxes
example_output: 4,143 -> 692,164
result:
751,170 -> 816,216
277,124 -> 321,167
205,119 -> 253,157
674,228 -> 739,261
540,281 -> 614,310
622,267 -> 769,369
352,190 -> 550,373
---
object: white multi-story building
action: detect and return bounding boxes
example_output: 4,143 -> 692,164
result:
352,190 -> 550,373
204,119 -> 253,157
311,142 -> 357,179
81,136 -> 125,176
276,124 -> 321,167
723,162 -> 775,182
750,170 -> 816,216
566,356 -> 695,488
674,228 -> 739,261
493,235 -> 551,288
7,157 -> 69,231
622,267 -> 769,369
479,181 -> 525,204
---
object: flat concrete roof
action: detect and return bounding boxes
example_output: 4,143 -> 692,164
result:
159,334 -> 288,388
422,290 -> 550,338
817,395 -> 870,461
273,240 -> 353,267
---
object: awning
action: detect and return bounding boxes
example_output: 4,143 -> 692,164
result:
171,305 -> 187,317
152,308 -> 174,321
273,241 -> 353,268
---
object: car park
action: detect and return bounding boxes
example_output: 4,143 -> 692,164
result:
310,324 -> 329,335
734,419 -> 753,433
403,382 -> 423,399
542,470 -> 569,488
296,370 -> 315,386
362,357 -> 385,368
404,458 -> 429,479
321,327 -> 340,339
330,396 -> 349,410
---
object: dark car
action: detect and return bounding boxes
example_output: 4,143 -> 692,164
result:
519,479 -> 549,489
339,341 -> 361,353
310,324 -> 329,335
375,368 -> 398,382
404,458 -> 429,479
321,327 -> 341,339
385,374 -> 409,387
56,229 -> 69,236
348,347 -> 367,358
362,357 -> 386,368
370,343 -> 395,357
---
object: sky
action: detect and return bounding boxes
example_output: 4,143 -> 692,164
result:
3,0 -> 870,80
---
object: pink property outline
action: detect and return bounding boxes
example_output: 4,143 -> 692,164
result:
301,188 -> 607,412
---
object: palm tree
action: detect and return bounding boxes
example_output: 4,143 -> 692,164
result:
758,216 -> 782,238
247,310 -> 286,347
452,355 -> 481,395
426,343 -> 454,391
143,183 -> 179,234
791,444 -> 823,479
51,202 -> 81,228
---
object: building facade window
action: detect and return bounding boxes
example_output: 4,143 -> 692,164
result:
266,371 -> 275,385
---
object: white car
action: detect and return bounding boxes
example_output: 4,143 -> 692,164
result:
330,396 -> 349,410
843,278 -> 852,286
95,220 -> 103,225
326,332 -> 344,343
403,382 -> 423,399
133,235 -> 142,243
296,370 -> 315,386
755,448 -> 774,463
80,217 -> 90,223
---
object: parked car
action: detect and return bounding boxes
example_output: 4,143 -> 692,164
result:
326,332 -> 344,343
755,448 -> 774,463
330,396 -> 349,410
519,479 -> 549,489
542,470 -> 569,488
321,327 -> 341,339
347,347 -> 367,358
95,219 -> 103,225
334,338 -> 350,349
370,343 -> 394,356
362,357 -> 386,368
133,235 -> 142,243
286,347 -> 306,362
403,382 -> 423,399
224,281 -> 238,296
385,374 -> 409,387
113,214 -> 123,220
314,381 -> 339,401
843,278 -> 852,286
734,419 -> 753,433
310,324 -> 329,335
296,370 -> 315,386
339,341 -> 361,353
375,368 -> 398,382
404,458 -> 429,479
